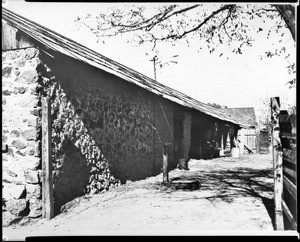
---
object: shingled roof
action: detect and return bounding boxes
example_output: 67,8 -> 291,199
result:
2,7 -> 249,128
220,107 -> 258,128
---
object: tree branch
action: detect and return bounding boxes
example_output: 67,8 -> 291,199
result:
156,4 -> 236,41
272,4 -> 295,41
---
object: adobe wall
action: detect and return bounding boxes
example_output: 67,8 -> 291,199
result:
2,47 -> 43,225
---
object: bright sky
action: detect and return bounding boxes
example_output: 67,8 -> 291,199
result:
3,1 -> 296,115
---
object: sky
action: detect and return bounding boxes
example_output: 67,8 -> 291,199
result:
3,1 -> 296,116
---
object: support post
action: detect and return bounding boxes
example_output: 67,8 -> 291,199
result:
219,133 -> 224,156
42,97 -> 54,220
162,143 -> 172,184
238,129 -> 245,155
271,97 -> 284,230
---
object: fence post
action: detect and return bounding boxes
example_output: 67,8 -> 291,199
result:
162,143 -> 172,184
42,97 -> 54,220
270,97 -> 284,230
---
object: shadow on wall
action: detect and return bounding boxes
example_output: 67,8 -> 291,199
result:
37,62 -> 121,216
52,140 -> 90,215
37,49 -> 157,214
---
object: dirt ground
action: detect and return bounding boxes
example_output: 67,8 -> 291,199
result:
3,153 -> 277,239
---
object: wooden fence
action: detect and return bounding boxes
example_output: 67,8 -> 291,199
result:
279,110 -> 297,230
271,97 -> 297,230
244,129 -> 257,153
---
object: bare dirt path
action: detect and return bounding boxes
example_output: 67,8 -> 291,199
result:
3,153 -> 275,239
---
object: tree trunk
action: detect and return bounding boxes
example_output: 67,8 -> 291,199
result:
273,4 -> 295,41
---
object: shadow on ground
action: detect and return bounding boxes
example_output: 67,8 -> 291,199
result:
148,167 -> 275,229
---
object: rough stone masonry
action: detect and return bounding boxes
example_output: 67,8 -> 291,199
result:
2,47 -> 122,225
2,47 -> 42,226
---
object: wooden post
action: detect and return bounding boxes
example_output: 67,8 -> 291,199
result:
42,97 -> 54,220
271,97 -> 284,230
238,129 -> 244,155
225,131 -> 231,151
163,143 -> 172,184
256,129 -> 260,154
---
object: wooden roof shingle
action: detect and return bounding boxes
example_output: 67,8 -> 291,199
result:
2,7 -> 249,128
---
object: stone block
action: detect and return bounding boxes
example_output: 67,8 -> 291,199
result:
2,161 -> 26,185
19,95 -> 39,108
24,169 -> 40,184
16,60 -> 26,67
5,51 -> 19,60
2,134 -> 8,143
21,156 -> 41,170
11,139 -> 27,150
2,211 -> 21,227
2,66 -> 13,77
28,209 -> 42,218
22,129 -> 38,141
26,117 -> 37,127
5,199 -> 29,216
13,86 -> 27,94
30,107 -> 41,116
11,185 -> 26,199
2,183 -> 26,200
15,70 -> 38,84
10,130 -> 20,138
2,89 -> 12,96
26,183 -> 42,199
25,48 -> 39,60
14,68 -> 20,76
29,198 -> 43,211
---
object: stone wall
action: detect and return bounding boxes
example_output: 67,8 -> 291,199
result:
2,44 -> 195,223
37,50 -> 158,213
2,47 -> 43,226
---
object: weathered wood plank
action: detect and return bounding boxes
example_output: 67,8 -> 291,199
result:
282,149 -> 296,165
271,97 -> 284,230
281,132 -> 296,140
282,200 -> 297,230
283,175 -> 297,199
42,97 -> 54,220
162,143 -> 172,184
283,166 -> 297,179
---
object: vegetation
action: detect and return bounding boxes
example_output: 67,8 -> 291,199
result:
75,4 -> 295,87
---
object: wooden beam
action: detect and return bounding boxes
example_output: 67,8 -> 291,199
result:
283,166 -> 297,179
283,175 -> 297,199
42,97 -> 54,220
283,148 -> 296,165
270,97 -> 284,230
282,200 -> 297,230
162,143 -> 172,184
281,132 -> 296,140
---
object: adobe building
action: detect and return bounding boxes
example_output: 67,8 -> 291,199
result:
2,8 -> 246,224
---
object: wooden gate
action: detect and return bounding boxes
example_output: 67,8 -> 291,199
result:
271,97 -> 297,230
244,129 -> 257,152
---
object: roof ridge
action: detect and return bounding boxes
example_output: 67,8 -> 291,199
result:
2,7 -> 246,127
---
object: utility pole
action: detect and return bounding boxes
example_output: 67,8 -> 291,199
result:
150,55 -> 158,81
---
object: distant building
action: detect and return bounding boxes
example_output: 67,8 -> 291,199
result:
220,107 -> 259,154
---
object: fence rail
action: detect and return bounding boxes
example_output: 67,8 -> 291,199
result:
276,103 -> 297,231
